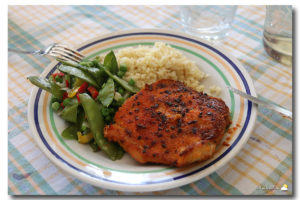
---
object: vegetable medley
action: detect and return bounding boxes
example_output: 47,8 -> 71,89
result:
28,51 -> 139,160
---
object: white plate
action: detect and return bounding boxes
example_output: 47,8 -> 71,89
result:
28,29 -> 257,192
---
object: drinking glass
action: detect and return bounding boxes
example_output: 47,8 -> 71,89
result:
263,5 -> 292,66
180,5 -> 237,41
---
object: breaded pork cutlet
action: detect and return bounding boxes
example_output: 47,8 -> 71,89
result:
104,79 -> 231,167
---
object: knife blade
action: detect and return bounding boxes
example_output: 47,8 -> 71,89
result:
226,85 -> 292,120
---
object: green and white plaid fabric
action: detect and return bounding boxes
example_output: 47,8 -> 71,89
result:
8,5 -> 292,195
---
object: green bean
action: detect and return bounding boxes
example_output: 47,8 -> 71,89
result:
58,65 -> 99,89
80,61 -> 93,68
27,76 -> 64,100
102,67 -> 139,93
27,76 -> 52,93
80,66 -> 106,86
58,59 -> 106,86
61,125 -> 78,140
76,107 -> 85,129
104,51 -> 118,75
60,103 -> 79,123
59,59 -> 138,93
57,59 -> 77,67
98,78 -> 115,107
79,93 -> 124,160
48,77 -> 65,100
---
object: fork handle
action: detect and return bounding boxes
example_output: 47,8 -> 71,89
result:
8,48 -> 41,55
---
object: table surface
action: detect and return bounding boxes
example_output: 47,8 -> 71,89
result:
8,5 -> 292,195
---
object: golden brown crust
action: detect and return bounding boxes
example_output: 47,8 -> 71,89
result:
104,79 -> 231,167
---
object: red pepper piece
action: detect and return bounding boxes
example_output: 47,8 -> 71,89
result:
52,72 -> 65,79
60,102 -> 65,108
65,80 -> 69,88
62,91 -> 68,100
78,82 -> 89,94
87,86 -> 99,99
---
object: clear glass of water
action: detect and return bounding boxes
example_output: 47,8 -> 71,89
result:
180,5 -> 237,41
263,5 -> 292,66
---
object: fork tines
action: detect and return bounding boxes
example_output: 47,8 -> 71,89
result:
49,44 -> 84,63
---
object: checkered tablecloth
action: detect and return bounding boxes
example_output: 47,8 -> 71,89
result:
8,5 -> 292,195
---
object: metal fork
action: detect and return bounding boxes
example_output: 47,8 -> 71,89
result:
8,43 -> 84,63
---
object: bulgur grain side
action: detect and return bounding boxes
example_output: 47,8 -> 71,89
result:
115,42 -> 207,92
